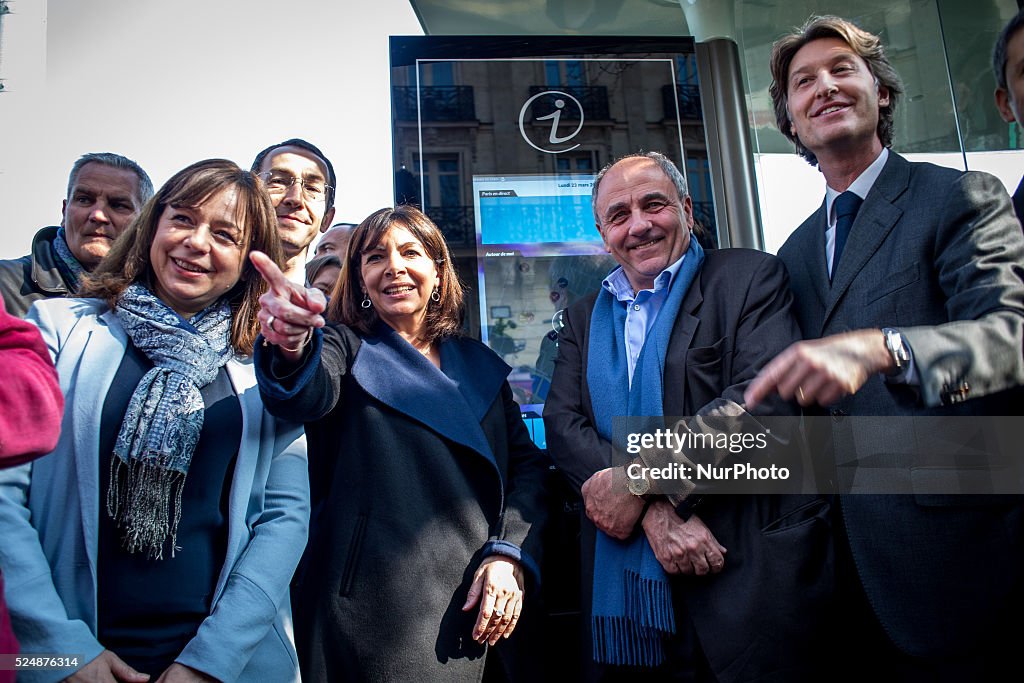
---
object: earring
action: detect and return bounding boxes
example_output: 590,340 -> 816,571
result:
431,287 -> 440,303
361,292 -> 372,309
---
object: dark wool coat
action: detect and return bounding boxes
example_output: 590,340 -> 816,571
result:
256,322 -> 549,683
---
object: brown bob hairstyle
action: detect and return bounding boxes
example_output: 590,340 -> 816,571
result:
81,158 -> 284,354
327,205 -> 464,343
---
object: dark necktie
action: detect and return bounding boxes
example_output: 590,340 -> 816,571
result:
831,191 -> 863,280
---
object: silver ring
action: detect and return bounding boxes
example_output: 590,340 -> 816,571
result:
797,386 -> 805,402
494,609 -> 504,618
267,315 -> 277,333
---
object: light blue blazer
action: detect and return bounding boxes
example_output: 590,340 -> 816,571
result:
0,298 -> 310,683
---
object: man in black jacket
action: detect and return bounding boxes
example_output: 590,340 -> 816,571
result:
0,152 -> 152,317
545,152 -> 832,682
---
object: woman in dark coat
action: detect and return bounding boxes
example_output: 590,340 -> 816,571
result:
251,206 -> 548,682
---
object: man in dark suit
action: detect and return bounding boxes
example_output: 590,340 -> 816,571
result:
544,152 -> 832,682
747,15 -> 1024,680
993,8 -> 1024,223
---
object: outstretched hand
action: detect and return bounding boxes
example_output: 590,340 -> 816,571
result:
250,251 -> 327,362
744,329 -> 892,409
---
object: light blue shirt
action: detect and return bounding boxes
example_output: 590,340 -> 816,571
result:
601,253 -> 686,387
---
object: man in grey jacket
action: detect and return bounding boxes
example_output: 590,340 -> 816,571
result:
747,15 -> 1024,681
0,152 -> 152,317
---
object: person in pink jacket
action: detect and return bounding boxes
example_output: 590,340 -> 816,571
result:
0,291 -> 64,682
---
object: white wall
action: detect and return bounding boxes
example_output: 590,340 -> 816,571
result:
755,150 -> 1024,254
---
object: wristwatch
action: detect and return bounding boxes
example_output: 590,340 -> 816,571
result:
626,469 -> 651,496
882,327 -> 909,374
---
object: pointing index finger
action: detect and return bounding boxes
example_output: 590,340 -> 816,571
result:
744,367 -> 777,410
745,352 -> 793,409
249,251 -> 291,296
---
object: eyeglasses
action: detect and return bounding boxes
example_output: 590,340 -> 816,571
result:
258,171 -> 332,202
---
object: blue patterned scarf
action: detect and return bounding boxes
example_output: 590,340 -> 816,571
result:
108,283 -> 234,559
586,236 -> 704,667
52,227 -> 86,291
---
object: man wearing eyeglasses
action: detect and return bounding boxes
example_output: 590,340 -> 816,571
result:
251,139 -> 337,282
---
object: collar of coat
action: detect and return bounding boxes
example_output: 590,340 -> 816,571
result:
352,321 -> 512,471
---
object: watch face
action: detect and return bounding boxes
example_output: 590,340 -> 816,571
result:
884,329 -> 907,368
627,474 -> 649,496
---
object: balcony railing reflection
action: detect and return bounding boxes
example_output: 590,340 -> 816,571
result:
662,84 -> 703,121
424,205 -> 475,247
392,86 -> 476,122
527,86 -> 609,120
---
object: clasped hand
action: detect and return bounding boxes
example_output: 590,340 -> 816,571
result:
581,468 -> 726,576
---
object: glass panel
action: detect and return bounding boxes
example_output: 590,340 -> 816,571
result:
392,36 -> 709,416
428,61 -> 455,86
439,172 -> 461,207
564,60 -> 585,86
737,0 -> 960,156
938,0 -> 1021,151
545,60 -> 561,86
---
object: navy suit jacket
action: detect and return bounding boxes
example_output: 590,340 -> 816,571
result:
779,151 -> 1024,657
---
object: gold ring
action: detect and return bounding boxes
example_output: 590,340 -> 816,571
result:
797,387 -> 806,402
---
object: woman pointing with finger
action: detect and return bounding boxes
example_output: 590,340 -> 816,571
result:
251,206 -> 549,682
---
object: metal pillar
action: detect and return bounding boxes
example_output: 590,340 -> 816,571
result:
696,38 -> 763,250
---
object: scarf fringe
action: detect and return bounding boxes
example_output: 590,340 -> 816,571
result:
591,567 -> 676,666
624,568 -> 677,631
592,615 -> 666,667
107,454 -> 186,559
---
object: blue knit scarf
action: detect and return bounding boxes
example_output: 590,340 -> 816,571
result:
108,283 -> 234,559
586,236 -> 704,667
53,227 -> 85,291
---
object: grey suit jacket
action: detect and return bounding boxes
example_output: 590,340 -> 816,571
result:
779,151 -> 1024,657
